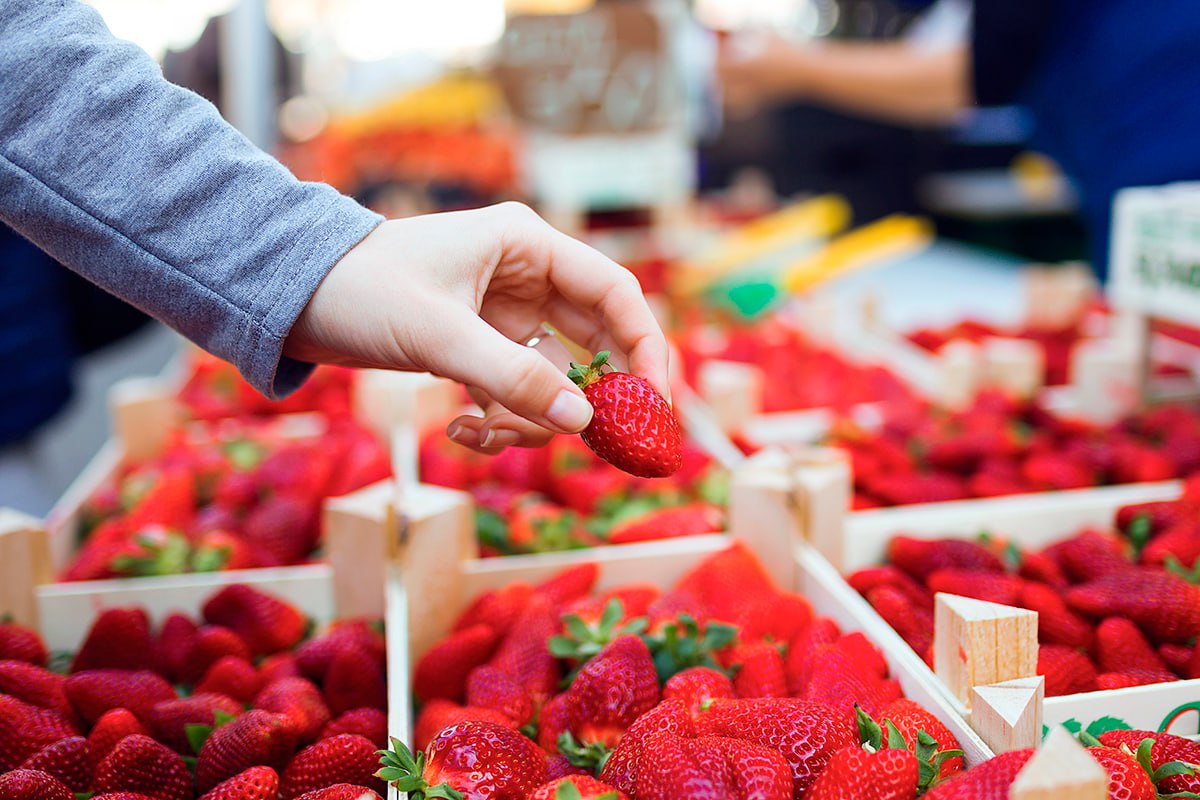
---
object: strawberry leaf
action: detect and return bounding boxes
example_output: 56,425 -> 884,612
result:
558,731 -> 612,774
886,721 -> 909,752
556,782 -> 584,800
1127,514 -> 1153,559
1153,761 -> 1198,783
185,723 -> 213,755
1136,738 -> 1156,776
855,706 -> 883,750
1084,716 -> 1132,737
1077,730 -> 1103,748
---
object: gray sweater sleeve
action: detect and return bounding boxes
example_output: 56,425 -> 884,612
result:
0,0 -> 383,398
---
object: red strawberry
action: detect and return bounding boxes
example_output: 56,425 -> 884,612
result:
1020,452 -> 1095,490
0,768 -> 75,800
921,748 -> 1032,800
674,541 -> 778,621
886,537 -> 1004,581
94,734 -> 191,800
549,466 -> 631,516
320,708 -> 387,748
293,785 -> 382,800
452,583 -> 534,638
1037,644 -> 1098,696
196,710 -> 299,793
1098,730 -> 1200,795
1116,501 -> 1181,537
87,708 -> 147,768
0,660 -> 72,716
487,596 -> 562,704
0,621 -> 47,665
254,677 -> 332,743
786,617 -> 845,692
528,775 -> 630,800
731,642 -> 788,699
72,608 -> 155,672
377,721 -> 549,800
1086,745 -> 1155,800
1095,617 -> 1169,673
180,625 -> 253,684
122,467 -> 195,530
867,472 -> 968,506
536,563 -> 600,607
413,624 -> 499,703
0,695 -> 77,770
866,585 -> 934,657
634,732 -> 793,800
295,620 -> 385,682
694,698 -> 857,797
198,765 -> 279,800
734,591 -> 815,645
599,699 -> 693,793
567,351 -> 682,478
808,742 -> 919,800
65,670 -> 176,725
146,693 -> 243,754
412,700 -> 517,751
1095,670 -> 1178,689
239,492 -> 319,562
1014,551 -> 1069,591
324,647 -> 387,715
504,497 -> 581,552
663,666 -> 735,717
1043,529 -> 1131,582
280,734 -> 383,799
1110,443 -> 1177,485
1159,642 -> 1193,675
546,753 -> 591,781
925,569 -> 1024,606
1066,568 -> 1200,643
835,633 -> 890,680
1141,521 -> 1200,568
203,584 -> 308,656
465,664 -> 535,726
196,656 -> 263,703
153,613 -> 198,683
847,567 -> 934,611
1015,582 -> 1093,649
607,503 -> 724,545
260,652 -> 303,684
876,699 -> 964,780
19,735 -> 91,792
799,644 -> 902,719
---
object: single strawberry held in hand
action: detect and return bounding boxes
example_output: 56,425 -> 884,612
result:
567,351 -> 681,479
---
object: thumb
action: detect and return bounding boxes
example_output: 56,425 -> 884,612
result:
423,304 -> 594,434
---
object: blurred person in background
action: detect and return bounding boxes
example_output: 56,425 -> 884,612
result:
718,0 -> 1200,279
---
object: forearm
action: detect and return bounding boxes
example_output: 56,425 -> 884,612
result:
0,0 -> 382,397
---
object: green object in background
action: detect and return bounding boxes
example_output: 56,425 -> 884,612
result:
724,280 -> 781,318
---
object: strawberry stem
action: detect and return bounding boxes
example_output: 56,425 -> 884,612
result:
567,351 -> 611,390
376,737 -> 464,800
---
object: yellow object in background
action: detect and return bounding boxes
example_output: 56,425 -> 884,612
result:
1011,152 -> 1064,204
782,214 -> 933,295
330,75 -> 505,136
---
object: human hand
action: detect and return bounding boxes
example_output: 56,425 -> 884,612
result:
717,32 -> 811,117
284,202 -> 670,452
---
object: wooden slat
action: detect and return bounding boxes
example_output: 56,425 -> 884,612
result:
934,594 -> 1038,708
971,677 -> 1044,753
1009,725 -> 1107,800
0,510 -> 51,628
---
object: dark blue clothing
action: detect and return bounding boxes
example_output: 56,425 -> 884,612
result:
972,0 -> 1200,280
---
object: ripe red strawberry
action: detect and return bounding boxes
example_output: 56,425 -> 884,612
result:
925,569 -> 1024,606
1141,521 -> 1200,568
196,710 -> 299,793
1095,670 -> 1178,689
1015,582 -> 1093,649
731,642 -> 788,699
538,635 -> 660,751
733,591 -> 815,646
65,670 -> 176,726
865,585 -> 934,657
196,656 -> 263,703
153,612 -> 198,682
799,644 -> 902,719
260,652 -> 302,683
0,660 -> 71,716
87,708 -> 147,768
295,620 -> 385,682
94,734 -> 191,800
598,699 -> 693,793
1098,730 -> 1200,795
1095,617 -> 1169,673
867,472 -> 969,506
694,698 -> 857,797
1037,644 -> 1099,696
505,496 -> 582,552
202,584 -> 308,656
567,351 -> 682,478
323,647 -> 387,715
921,748 -> 1032,800
674,541 -> 778,621
293,785 -> 382,800
847,567 -> 934,610
1087,745 -> 1155,800
19,735 -> 91,792
886,537 -> 1004,581
547,753 -> 591,781
1020,452 -> 1095,490
0,695 -> 78,770
413,623 -> 499,703
198,765 -> 279,800
254,677 -> 332,744
536,563 -> 600,607
549,466 -> 631,516
412,700 -> 518,751
465,664 -> 535,726
808,742 -> 919,800
0,621 -> 47,665
280,734 -> 383,799
1159,642 -> 1193,675
122,466 -> 196,530
452,583 -> 534,638
1116,501 -> 1181,537
528,775 -> 630,800
876,699 -> 964,780
377,722 -> 549,800
1043,529 -> 1131,582
320,708 -> 387,748
0,768 -> 75,800
1014,550 -> 1069,591
663,666 -> 735,717
785,617 -> 844,692
72,607 -> 155,672
1066,568 -> 1200,643
634,732 -> 793,800
487,595 -> 562,704
607,503 -> 724,545
240,492 -> 319,565
146,693 -> 243,754
180,625 -> 253,684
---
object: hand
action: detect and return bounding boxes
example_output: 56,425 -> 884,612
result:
284,202 -> 670,452
717,33 -> 811,116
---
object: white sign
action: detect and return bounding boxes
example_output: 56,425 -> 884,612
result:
1111,183 -> 1200,326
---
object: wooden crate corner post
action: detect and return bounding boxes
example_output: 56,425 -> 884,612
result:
109,376 -> 184,462
970,676 -> 1045,753
728,449 -> 804,589
697,360 -> 764,434
1008,725 -> 1107,800
982,337 -> 1045,401
0,509 -> 52,629
1069,332 -> 1146,423
787,447 -> 852,571
933,593 -> 1038,707
937,340 -> 985,410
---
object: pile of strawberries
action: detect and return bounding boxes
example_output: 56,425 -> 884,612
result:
850,479 -> 1200,696
832,392 -> 1200,508
180,355 -> 357,422
676,316 -> 912,413
398,544 -> 970,799
420,431 -> 726,556
0,584 -> 387,799
64,418 -> 390,581
907,318 -> 1086,387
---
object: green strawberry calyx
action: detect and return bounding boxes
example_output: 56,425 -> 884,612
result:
377,737 -> 464,800
554,781 -> 620,800
567,352 -> 611,391
643,614 -> 738,684
549,598 -> 648,682
558,731 -> 613,774
855,706 -> 963,795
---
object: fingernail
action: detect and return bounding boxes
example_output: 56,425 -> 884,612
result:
447,423 -> 474,444
546,390 -> 593,432
481,429 -> 520,448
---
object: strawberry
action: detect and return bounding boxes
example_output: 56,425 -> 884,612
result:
1141,521 -> 1200,568
180,625 -> 253,684
487,596 -> 561,704
1044,529 -> 1131,582
72,607 -> 155,672
146,693 -> 243,754
260,652 -> 303,683
633,732 -> 793,800
1110,442 -> 1177,485
320,708 -> 387,748
195,656 -> 263,703
0,768 -> 75,800
799,644 -> 902,719
377,722 -> 549,800
94,734 -> 191,800
506,496 -> 583,552
865,585 -> 934,657
921,748 -> 1033,800
198,765 -> 280,800
64,670 -> 176,726
192,528 -> 264,572
567,351 -> 682,478
295,620 -> 385,682
662,666 -> 735,717
1086,745 -> 1155,800
925,570 -> 1024,607
1095,670 -> 1178,689
785,617 -> 844,692
0,660 -> 72,716
886,537 -> 1004,581
876,699 -> 964,780
1159,642 -> 1193,675
254,677 -> 332,744
1066,568 -> 1200,643
452,583 -> 534,638
528,775 -> 630,800
293,786 -> 382,800
465,664 -> 535,726
1015,582 -> 1093,649
867,473 -> 968,506
1097,730 -> 1200,795
846,567 -> 933,611
835,633 -> 890,680
19,735 -> 91,792
1116,501 -> 1181,538
607,503 -> 724,545
1095,617 -> 1169,673
1020,452 -> 1095,490
0,621 -> 47,665
546,753 -> 591,781
808,742 -> 919,800
324,647 -> 387,715
733,591 -> 815,645
196,710 -> 299,793
203,584 -> 308,655
598,699 -> 693,793
413,624 -> 499,703
280,734 -> 383,799
536,563 -> 600,607
673,541 -> 778,621
731,642 -> 788,699
87,708 -> 147,768
153,612 -> 198,682
411,699 -> 518,751
549,466 -> 631,516
122,466 -> 195,530
1037,644 -> 1098,696
1014,550 -> 1069,591
694,698 -> 857,797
